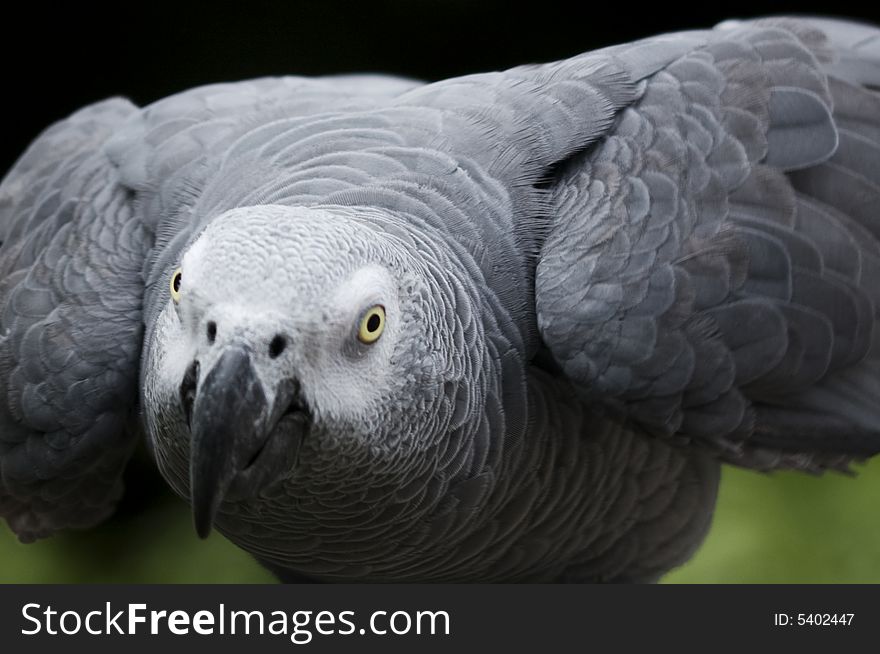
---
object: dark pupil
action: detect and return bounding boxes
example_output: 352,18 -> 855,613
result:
173,273 -> 181,293
366,313 -> 381,333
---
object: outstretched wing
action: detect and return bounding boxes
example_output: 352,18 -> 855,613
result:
0,98 -> 146,541
535,18 -> 880,470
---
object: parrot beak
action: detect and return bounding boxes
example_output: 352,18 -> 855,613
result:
187,344 -> 269,538
184,341 -> 311,539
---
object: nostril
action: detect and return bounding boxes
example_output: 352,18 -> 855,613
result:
206,321 -> 217,344
268,334 -> 287,359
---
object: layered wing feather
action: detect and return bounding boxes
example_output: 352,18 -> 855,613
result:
536,18 -> 880,470
0,99 -> 145,540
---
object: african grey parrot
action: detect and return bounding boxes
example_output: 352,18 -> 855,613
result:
1,16 -> 879,582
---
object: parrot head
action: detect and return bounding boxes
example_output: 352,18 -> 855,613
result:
143,204 -> 482,540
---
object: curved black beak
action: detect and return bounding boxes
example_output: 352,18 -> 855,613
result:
187,345 -> 270,539
183,342 -> 310,539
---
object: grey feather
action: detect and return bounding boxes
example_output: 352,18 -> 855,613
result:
0,99 -> 144,541
1,17 -> 878,583
537,17 -> 880,470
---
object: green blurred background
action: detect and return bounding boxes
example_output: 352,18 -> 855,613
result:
2,452 -> 879,583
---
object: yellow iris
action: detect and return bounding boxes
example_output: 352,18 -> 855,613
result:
358,305 -> 386,344
170,268 -> 182,303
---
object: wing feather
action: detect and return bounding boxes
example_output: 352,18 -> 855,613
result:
536,18 -> 880,470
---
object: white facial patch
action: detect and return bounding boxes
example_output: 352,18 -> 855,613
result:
162,205 -> 406,431
302,264 -> 400,421
330,265 -> 396,320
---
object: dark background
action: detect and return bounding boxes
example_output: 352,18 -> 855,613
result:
2,0 -> 879,173
1,1 -> 880,582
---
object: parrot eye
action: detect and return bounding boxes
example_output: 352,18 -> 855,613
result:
357,305 -> 386,344
170,268 -> 183,303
